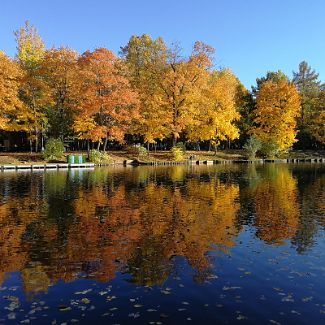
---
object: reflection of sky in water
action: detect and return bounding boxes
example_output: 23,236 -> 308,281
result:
0,164 -> 324,324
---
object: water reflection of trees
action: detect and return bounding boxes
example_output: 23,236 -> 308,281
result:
0,164 -> 324,296
291,166 -> 325,253
245,165 -> 300,244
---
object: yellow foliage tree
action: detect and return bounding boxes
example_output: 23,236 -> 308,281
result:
252,79 -> 301,151
15,21 -> 47,151
160,42 -> 215,145
123,38 -> 215,145
122,35 -> 170,144
0,51 -> 27,131
187,69 -> 244,147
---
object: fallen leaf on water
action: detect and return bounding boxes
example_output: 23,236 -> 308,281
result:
81,298 -> 90,304
302,297 -> 313,302
74,289 -> 92,295
222,286 -> 242,291
58,305 -> 71,312
269,320 -> 281,325
128,312 -> 140,318
291,310 -> 301,315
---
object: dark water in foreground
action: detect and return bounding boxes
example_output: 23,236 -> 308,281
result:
0,164 -> 324,324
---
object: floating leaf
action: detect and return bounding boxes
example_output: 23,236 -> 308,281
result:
58,305 -> 71,312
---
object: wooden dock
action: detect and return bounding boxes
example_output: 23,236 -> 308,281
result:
0,163 -> 95,171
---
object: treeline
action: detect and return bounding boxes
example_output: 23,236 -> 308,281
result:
0,21 -> 324,153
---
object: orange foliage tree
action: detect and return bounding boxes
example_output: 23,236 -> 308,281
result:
74,48 -> 139,149
41,47 -> 81,139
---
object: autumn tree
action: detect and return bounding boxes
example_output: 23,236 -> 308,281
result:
15,21 -> 47,151
0,51 -> 26,131
236,70 -> 289,149
75,48 -> 138,150
41,47 -> 81,140
186,69 -> 244,150
161,42 -> 215,145
121,34 -> 169,144
252,79 -> 301,152
122,37 -> 215,146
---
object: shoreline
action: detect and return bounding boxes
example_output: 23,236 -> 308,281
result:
1,157 -> 324,171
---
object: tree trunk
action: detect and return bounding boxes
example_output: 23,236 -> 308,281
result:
173,135 -> 177,147
103,137 -> 108,151
87,140 -> 90,158
97,141 -> 101,150
41,133 -> 44,152
35,131 -> 39,153
214,144 -> 218,155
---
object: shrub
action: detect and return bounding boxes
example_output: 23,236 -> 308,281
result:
89,150 -> 112,164
175,142 -> 186,153
260,141 -> 280,159
137,146 -> 149,159
243,135 -> 262,159
43,138 -> 65,161
171,146 -> 184,161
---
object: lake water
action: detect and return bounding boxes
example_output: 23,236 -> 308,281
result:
0,164 -> 324,324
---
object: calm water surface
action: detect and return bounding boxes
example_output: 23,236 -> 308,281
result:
0,164 -> 324,324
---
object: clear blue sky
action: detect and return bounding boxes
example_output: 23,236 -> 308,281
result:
1,0 -> 324,89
